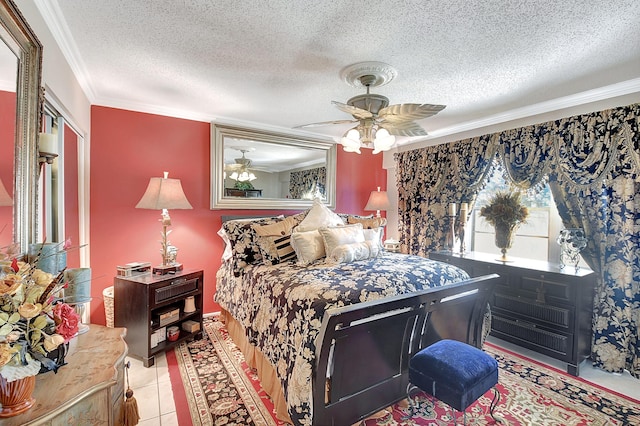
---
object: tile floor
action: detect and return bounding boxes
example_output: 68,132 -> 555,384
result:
126,353 -> 178,426
127,337 -> 640,425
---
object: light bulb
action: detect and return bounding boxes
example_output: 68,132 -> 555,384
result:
372,128 -> 396,154
341,129 -> 361,154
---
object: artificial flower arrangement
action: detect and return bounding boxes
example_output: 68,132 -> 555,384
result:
0,242 -> 80,382
479,191 -> 529,231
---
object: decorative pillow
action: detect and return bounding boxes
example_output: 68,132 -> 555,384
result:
318,223 -> 365,257
328,240 -> 381,263
337,213 -> 372,223
347,216 -> 387,229
363,227 -> 384,249
295,198 -> 344,232
222,216 -> 284,275
290,229 -> 326,266
217,227 -> 233,261
253,213 -> 306,265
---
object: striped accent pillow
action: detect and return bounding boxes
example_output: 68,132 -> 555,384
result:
253,213 -> 305,265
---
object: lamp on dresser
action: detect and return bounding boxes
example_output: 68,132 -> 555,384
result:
136,171 -> 192,275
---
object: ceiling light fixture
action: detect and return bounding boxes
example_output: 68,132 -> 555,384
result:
227,149 -> 257,181
340,124 -> 396,155
296,62 -> 445,155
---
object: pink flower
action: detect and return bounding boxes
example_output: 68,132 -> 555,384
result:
53,303 -> 80,342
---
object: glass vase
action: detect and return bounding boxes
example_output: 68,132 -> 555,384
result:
557,228 -> 587,271
494,223 -> 516,262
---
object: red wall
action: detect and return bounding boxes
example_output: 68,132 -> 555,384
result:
89,106 -> 385,325
0,90 -> 15,247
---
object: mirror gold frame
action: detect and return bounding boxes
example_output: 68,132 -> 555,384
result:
1,0 -> 42,253
211,123 -> 337,210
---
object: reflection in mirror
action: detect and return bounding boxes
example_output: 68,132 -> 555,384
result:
211,124 -> 336,210
0,41 -> 16,249
0,0 -> 43,254
39,99 -> 83,269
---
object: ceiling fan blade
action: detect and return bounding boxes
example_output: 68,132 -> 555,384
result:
293,119 -> 357,129
378,103 -> 446,123
332,101 -> 373,120
381,121 -> 429,137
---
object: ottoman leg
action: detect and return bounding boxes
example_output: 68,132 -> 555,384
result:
489,387 -> 501,422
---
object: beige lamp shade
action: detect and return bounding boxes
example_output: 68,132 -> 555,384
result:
135,172 -> 192,210
0,178 -> 12,206
365,187 -> 390,212
365,187 -> 390,218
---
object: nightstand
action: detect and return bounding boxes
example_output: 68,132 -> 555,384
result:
114,269 -> 204,367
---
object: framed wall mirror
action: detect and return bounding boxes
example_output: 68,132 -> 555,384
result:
0,0 -> 42,254
211,124 -> 337,210
38,97 -> 86,268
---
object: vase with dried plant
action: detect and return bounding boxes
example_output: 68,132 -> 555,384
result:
479,191 -> 529,262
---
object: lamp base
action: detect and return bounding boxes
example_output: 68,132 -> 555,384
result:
153,263 -> 183,275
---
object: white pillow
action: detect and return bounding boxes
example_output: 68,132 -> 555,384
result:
329,240 -> 381,263
318,223 -> 365,256
290,230 -> 326,266
295,198 -> 344,232
363,227 -> 384,250
217,227 -> 233,261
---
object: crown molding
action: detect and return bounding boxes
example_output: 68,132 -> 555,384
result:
35,0 -> 96,102
421,78 -> 640,142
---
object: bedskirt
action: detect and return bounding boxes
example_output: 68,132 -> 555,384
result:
220,308 -> 293,424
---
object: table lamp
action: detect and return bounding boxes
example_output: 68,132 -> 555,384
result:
365,187 -> 390,217
136,172 -> 192,274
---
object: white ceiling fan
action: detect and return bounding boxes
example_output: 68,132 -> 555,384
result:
295,62 -> 446,154
225,149 -> 258,181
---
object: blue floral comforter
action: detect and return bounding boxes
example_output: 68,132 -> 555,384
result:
215,252 -> 469,425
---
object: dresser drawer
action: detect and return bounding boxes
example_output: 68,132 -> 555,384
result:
493,293 -> 573,330
491,314 -> 573,361
521,274 -> 574,304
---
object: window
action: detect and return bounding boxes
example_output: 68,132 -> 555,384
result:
468,171 -> 563,263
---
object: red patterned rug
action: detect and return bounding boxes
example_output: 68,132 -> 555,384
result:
168,316 -> 640,425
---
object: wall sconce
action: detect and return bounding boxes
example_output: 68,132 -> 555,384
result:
136,171 -> 193,275
38,132 -> 58,165
364,187 -> 390,217
0,178 -> 12,206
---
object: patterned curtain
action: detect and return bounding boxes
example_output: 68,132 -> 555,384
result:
289,167 -> 326,199
395,134 -> 496,256
395,102 -> 640,376
548,105 -> 640,377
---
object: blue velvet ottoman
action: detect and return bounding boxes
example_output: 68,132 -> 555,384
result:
408,339 -> 500,423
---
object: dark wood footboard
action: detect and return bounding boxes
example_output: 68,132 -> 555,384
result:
312,274 -> 500,426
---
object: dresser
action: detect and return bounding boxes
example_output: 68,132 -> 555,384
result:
430,251 -> 596,376
225,188 -> 262,197
5,325 -> 127,425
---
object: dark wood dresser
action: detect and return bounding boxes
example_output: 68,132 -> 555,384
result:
430,251 -> 596,376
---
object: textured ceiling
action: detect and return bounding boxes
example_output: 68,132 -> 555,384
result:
38,0 -> 640,147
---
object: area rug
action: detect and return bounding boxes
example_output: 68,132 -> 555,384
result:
168,315 -> 640,426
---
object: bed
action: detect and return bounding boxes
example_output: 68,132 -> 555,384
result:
215,206 -> 499,425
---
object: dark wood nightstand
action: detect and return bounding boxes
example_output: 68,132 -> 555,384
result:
430,251 -> 595,376
114,269 -> 204,367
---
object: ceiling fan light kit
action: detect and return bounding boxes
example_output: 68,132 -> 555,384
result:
296,61 -> 445,155
225,149 -> 257,181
